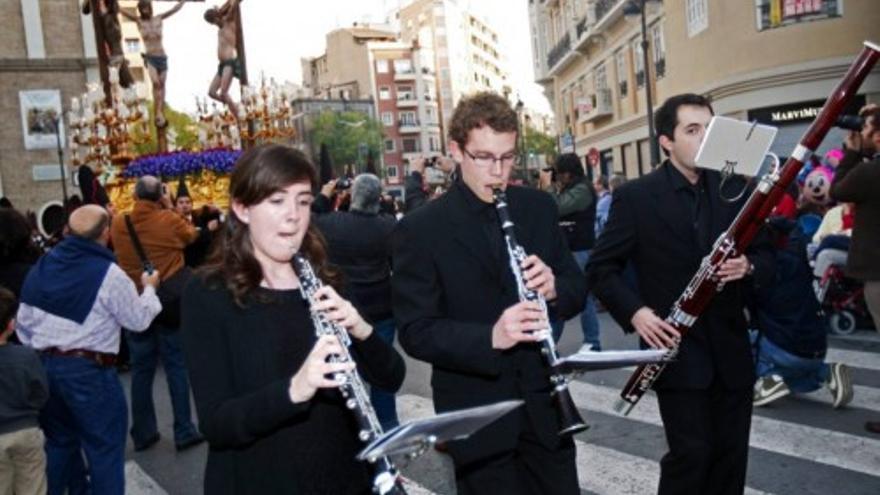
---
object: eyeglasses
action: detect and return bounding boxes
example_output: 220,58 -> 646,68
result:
462,148 -> 517,168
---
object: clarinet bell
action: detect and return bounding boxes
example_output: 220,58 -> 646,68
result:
554,386 -> 589,435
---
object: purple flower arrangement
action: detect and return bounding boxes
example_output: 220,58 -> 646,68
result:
121,148 -> 242,178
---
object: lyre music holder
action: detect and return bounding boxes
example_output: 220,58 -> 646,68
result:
695,116 -> 778,202
357,400 -> 523,463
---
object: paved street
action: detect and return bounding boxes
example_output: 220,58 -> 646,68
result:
123,312 -> 880,494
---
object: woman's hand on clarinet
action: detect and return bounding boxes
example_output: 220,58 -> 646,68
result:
288,335 -> 354,404
312,285 -> 373,341
521,255 -> 557,301
492,301 -> 547,350
631,307 -> 680,349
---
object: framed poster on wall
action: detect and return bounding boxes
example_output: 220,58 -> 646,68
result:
19,89 -> 64,150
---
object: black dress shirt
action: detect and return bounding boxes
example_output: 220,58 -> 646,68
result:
666,164 -> 712,253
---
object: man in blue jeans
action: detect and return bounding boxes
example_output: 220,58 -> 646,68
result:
109,176 -> 204,451
126,323 -> 203,450
540,153 -> 600,351
750,215 -> 854,408
15,205 -> 162,493
313,174 -> 400,428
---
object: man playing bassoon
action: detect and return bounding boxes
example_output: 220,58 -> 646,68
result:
587,93 -> 774,494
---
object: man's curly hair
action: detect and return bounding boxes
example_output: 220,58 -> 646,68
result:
448,92 -> 518,148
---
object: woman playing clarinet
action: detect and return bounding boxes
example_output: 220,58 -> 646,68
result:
180,144 -> 405,494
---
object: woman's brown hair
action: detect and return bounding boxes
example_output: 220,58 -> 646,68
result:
201,144 -> 341,306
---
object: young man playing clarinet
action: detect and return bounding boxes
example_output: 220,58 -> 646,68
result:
392,92 -> 585,494
586,93 -> 774,494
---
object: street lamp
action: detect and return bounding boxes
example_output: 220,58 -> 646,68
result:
623,0 -> 661,167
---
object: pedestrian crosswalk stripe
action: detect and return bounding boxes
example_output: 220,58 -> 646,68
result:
578,365 -> 880,412
567,381 -> 880,477
825,348 -> 880,372
801,383 -> 880,411
575,440 -> 772,495
125,461 -> 168,495
397,394 -> 774,495
829,331 -> 880,345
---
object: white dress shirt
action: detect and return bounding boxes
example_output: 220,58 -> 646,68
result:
16,263 -> 162,354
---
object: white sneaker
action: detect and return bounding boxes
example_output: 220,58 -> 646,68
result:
827,362 -> 854,409
753,374 -> 790,407
577,344 -> 596,355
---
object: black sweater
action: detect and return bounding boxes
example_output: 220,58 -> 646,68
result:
313,210 -> 396,323
180,276 -> 406,495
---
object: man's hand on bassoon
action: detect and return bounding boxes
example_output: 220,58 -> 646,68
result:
631,307 -> 680,349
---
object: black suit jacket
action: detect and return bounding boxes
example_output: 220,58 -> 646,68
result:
586,162 -> 773,390
392,182 -> 585,463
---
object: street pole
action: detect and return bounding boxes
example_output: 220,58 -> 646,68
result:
54,116 -> 69,206
515,98 -> 526,184
639,2 -> 659,167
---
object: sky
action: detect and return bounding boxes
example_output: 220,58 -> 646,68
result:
157,0 -> 550,115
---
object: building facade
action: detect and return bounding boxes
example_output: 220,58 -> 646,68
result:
118,0 -> 155,101
0,0 -> 98,213
302,25 -> 443,184
398,0 -> 512,133
529,0 -> 880,179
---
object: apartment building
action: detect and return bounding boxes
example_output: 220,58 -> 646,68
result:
118,0 -> 155,101
398,0 -> 512,133
529,0 -> 880,179
0,0 -> 98,213
302,24 -> 443,184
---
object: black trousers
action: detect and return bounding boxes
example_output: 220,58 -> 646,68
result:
656,381 -> 753,495
451,427 -> 578,495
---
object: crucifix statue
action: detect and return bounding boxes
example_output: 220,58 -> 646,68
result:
119,0 -> 187,130
204,0 -> 248,119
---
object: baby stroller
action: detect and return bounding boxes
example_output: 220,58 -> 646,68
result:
816,264 -> 874,335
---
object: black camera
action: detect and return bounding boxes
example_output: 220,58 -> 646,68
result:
425,156 -> 439,167
335,178 -> 352,190
542,167 -> 557,182
834,115 -> 864,132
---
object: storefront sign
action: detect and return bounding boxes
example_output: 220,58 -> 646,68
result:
747,95 -> 865,125
755,0 -> 842,31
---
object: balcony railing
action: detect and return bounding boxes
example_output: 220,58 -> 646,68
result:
576,16 -> 588,39
594,0 -> 624,23
546,33 -> 571,69
655,58 -> 666,79
635,70 -> 645,87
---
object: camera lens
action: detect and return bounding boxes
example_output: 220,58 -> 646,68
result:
834,115 -> 864,132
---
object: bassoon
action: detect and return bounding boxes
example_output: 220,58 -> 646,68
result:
615,41 -> 880,415
493,188 -> 589,435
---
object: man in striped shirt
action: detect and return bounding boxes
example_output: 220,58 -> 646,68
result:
16,205 -> 161,495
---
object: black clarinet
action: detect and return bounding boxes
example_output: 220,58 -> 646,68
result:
492,188 -> 589,435
292,254 -> 406,495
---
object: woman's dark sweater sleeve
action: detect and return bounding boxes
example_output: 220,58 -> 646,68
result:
350,331 -> 405,393
180,280 -> 310,449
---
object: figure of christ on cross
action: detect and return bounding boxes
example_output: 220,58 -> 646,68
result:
120,0 -> 187,129
204,0 -> 243,118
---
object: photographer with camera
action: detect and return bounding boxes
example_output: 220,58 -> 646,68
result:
831,104 -> 880,435
312,174 -> 400,429
539,153 -> 600,351
403,154 -> 455,213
